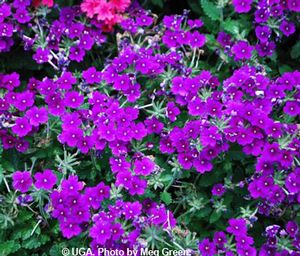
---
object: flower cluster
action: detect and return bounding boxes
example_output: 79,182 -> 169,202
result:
199,218 -> 300,255
231,0 -> 299,58
81,0 -> 131,31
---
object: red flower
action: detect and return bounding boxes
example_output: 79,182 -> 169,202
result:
32,0 -> 54,8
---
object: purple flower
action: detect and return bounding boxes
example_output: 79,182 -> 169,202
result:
0,4 -> 11,23
187,31 -> 206,48
128,176 -> 147,195
16,194 -> 33,206
145,117 -> 164,134
69,45 -> 85,62
286,221 -> 298,237
212,184 -> 226,196
198,238 -> 217,256
134,157 -> 155,176
33,47 -> 52,64
34,169 -> 57,190
26,107 -> 48,126
232,0 -> 253,13
95,182 -> 110,201
285,169 -> 300,194
267,185 -> 285,204
193,157 -> 213,174
59,127 -> 84,147
226,218 -> 247,236
61,175 -> 84,192
254,9 -> 270,23
64,91 -> 84,108
116,171 -> 132,189
12,171 -> 32,193
0,23 -> 13,37
79,34 -> 94,50
232,41 -> 254,61
12,117 -> 32,137
110,223 -> 124,240
56,72 -> 77,90
279,20 -> 296,36
283,101 -> 300,116
288,0 -> 300,11
166,102 -> 180,122
236,246 -> 256,256
60,221 -> 81,239
255,26 -> 272,42
77,136 -> 93,154
236,235 -> 254,248
123,201 -> 142,220
68,23 -> 84,39
13,91 -> 34,111
217,32 -> 232,48
256,41 -> 276,57
13,8 -> 31,23
136,15 -> 153,27
82,67 -> 102,84
213,231 -> 227,247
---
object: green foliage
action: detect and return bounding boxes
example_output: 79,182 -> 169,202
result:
200,0 -> 221,21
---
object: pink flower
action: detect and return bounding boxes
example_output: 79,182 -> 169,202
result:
32,0 -> 54,8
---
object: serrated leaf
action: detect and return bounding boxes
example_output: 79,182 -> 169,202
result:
0,241 -> 21,255
160,191 -> 172,205
22,234 -> 50,249
222,19 -> 240,35
201,0 -> 221,21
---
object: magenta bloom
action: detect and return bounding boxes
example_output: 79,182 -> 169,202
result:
64,91 -> 84,108
279,20 -> 295,36
232,41 -> 254,61
82,67 -> 102,84
61,175 -> 84,192
283,101 -> 300,116
12,171 -> 32,193
187,31 -> 206,48
26,106 -> 48,126
288,0 -> 300,11
134,157 -> 155,176
34,169 -> 57,190
12,117 -> 32,137
90,221 -> 111,244
232,0 -> 253,13
198,238 -> 216,256
13,91 -> 34,111
226,218 -> 247,236
212,184 -> 226,196
33,47 -> 51,64
286,221 -> 298,237
166,102 -> 180,122
60,221 -> 81,239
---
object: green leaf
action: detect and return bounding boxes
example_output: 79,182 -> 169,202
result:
187,0 -> 203,14
222,18 -> 240,36
22,234 -> 50,249
201,0 -> 221,21
279,64 -> 293,75
160,191 -> 172,205
290,42 -> 300,59
0,241 -> 21,255
209,210 -> 222,223
151,0 -> 164,8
